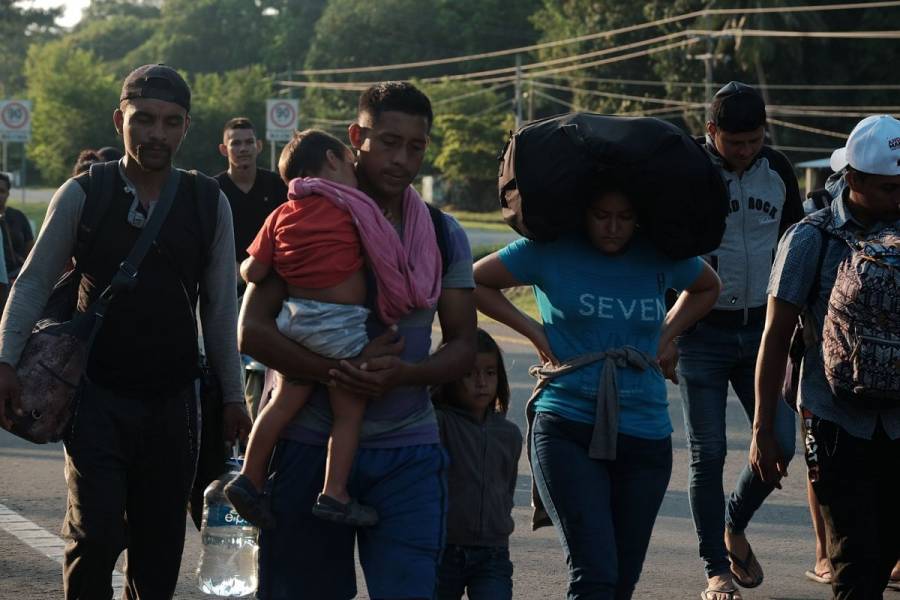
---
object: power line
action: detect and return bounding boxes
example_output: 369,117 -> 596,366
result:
532,81 -> 900,116
432,83 -> 513,106
279,37 -> 703,90
768,118 -> 848,139
291,0 -> 900,76
543,75 -> 900,91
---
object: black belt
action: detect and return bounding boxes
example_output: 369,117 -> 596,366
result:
702,305 -> 767,327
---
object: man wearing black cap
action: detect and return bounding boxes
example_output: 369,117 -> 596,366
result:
675,81 -> 803,600
0,64 -> 250,599
215,118 -> 287,266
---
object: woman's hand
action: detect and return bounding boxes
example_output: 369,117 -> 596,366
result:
656,339 -> 679,383
528,321 -> 559,366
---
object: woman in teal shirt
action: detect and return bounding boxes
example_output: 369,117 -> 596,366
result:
474,187 -> 720,600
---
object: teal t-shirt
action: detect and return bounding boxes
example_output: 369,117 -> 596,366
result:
499,234 -> 703,439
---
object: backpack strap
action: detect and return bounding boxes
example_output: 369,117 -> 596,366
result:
426,203 -> 450,277
73,161 -> 118,265
806,189 -> 831,212
187,170 -> 221,267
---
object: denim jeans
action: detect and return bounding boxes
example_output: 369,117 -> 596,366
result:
434,544 -> 513,600
531,411 -> 672,600
676,320 -> 796,577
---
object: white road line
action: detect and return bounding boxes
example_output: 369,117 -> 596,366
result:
0,502 -> 125,593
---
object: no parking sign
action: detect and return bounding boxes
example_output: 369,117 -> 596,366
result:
0,100 -> 32,143
266,99 -> 299,142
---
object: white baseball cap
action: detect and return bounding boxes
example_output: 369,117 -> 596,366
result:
830,114 -> 900,176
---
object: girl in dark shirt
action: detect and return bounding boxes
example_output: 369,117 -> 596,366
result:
432,328 -> 523,600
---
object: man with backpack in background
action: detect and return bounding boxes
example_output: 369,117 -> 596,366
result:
753,114 -> 900,598
675,81 -> 804,600
215,117 -> 287,270
0,64 -> 250,599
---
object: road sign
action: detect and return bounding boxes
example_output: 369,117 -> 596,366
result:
266,99 -> 299,142
0,100 -> 32,143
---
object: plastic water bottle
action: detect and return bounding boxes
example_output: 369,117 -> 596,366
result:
197,456 -> 259,597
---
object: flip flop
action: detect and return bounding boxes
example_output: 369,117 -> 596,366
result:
701,588 -> 740,600
727,545 -> 764,588
804,569 -> 832,584
887,577 -> 900,592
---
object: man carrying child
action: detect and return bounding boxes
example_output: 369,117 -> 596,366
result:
238,82 -> 477,600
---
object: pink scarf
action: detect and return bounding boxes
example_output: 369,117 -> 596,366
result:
288,177 -> 442,325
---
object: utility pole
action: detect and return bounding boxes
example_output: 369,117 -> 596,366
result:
514,55 -> 523,129
528,79 -> 535,122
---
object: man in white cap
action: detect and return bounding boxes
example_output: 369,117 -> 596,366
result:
752,115 -> 900,598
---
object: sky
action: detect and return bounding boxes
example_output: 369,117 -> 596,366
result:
27,0 -> 90,28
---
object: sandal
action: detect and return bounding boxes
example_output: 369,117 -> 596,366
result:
727,543 -> 764,588
701,588 -> 741,600
804,569 -> 832,584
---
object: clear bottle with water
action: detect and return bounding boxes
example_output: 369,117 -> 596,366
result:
197,455 -> 259,597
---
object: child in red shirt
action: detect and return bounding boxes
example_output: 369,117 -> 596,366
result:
225,130 -> 376,528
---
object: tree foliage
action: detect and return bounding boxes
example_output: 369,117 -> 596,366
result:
24,41 -> 120,182
0,0 -> 61,97
16,0 -> 900,198
180,66 -> 274,175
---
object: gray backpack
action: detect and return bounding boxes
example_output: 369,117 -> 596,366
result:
806,208 -> 900,408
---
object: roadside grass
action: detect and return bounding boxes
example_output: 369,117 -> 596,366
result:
441,207 -> 509,232
9,201 -> 49,233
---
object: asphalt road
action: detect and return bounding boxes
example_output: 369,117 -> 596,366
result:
0,319 -> 851,600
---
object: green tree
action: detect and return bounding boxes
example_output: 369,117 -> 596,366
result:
125,0 -> 267,73
180,66 -> 274,176
66,15 -> 157,72
0,0 -> 60,97
259,0 -> 329,74
24,41 -> 119,184
81,0 -> 161,20
422,80 -> 514,210
299,0 -> 541,120
530,0 -> 658,114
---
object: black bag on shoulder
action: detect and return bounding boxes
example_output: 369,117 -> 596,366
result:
6,164 -> 180,443
498,112 -> 729,259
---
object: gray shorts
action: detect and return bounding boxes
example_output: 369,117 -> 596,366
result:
275,298 -> 369,359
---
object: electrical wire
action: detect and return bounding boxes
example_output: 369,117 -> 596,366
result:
768,118 -> 849,139
535,75 -> 900,91
291,1 -> 900,76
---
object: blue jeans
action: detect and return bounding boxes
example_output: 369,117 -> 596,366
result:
531,412 -> 672,600
258,440 -> 448,600
434,545 -> 513,600
676,320 -> 796,577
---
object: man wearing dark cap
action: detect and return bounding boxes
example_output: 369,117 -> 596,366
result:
0,64 -> 250,599
675,81 -> 803,600
215,118 -> 287,266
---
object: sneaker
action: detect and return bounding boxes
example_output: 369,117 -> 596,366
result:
311,494 -> 379,527
223,474 -> 276,529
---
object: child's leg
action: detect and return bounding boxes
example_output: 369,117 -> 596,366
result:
242,374 -> 313,490
321,388 -> 367,503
